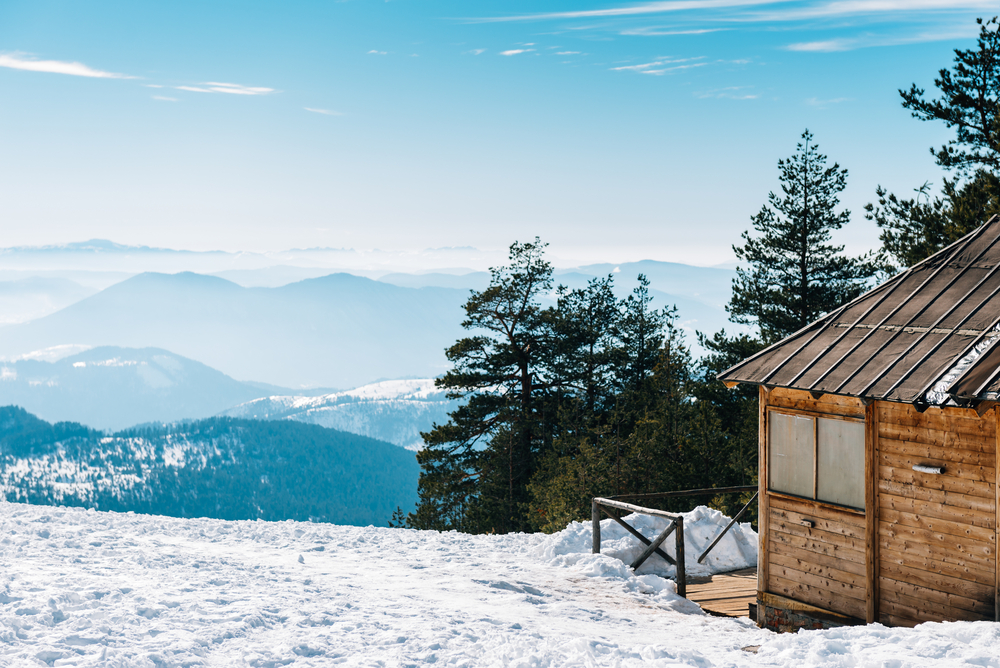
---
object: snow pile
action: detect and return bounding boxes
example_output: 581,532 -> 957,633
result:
537,505 -> 757,579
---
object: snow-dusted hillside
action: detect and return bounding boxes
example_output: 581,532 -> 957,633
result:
222,379 -> 457,450
2,502 -> 997,667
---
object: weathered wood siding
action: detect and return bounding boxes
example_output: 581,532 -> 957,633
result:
764,389 -> 868,620
876,402 -> 996,627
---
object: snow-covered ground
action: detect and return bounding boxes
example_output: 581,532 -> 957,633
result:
1,502 -> 999,667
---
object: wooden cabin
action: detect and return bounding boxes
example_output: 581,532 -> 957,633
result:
719,215 -> 1000,630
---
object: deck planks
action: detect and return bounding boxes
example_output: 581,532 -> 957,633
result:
686,567 -> 757,617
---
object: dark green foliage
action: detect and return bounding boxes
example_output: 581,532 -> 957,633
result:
413,239 -> 557,534
900,17 -> 1000,175
0,408 -> 419,526
413,239 -> 758,535
866,18 -> 1000,270
728,130 -> 877,344
865,174 -> 1000,273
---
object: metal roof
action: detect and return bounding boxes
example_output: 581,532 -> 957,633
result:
718,215 -> 1000,407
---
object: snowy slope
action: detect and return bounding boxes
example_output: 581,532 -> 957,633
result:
3,502 -> 999,667
222,379 -> 457,450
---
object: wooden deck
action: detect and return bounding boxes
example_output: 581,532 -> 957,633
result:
687,567 -> 757,617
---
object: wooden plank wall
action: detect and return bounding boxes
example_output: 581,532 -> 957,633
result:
764,389 -> 868,621
876,402 -> 996,626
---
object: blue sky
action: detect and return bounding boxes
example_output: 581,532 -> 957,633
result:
0,0 -> 992,267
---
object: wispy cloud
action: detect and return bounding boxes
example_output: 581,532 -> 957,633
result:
500,49 -> 534,55
0,53 -> 133,79
152,95 -> 177,102
175,82 -> 274,95
805,96 -> 851,106
478,0 -> 991,23
465,48 -> 487,55
476,0 -> 796,22
556,51 -> 582,55
749,0 -> 997,22
696,86 -> 758,99
620,26 -> 727,35
368,50 -> 388,55
305,107 -> 344,116
610,56 -> 706,72
786,26 -> 975,51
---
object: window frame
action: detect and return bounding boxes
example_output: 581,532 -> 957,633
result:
766,407 -> 866,513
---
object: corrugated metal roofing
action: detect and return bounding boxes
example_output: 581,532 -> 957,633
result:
718,215 -> 1000,406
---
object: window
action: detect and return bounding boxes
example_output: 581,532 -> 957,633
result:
768,411 -> 865,509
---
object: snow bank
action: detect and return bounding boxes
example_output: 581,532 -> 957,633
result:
4,500 -> 1000,667
536,505 -> 757,579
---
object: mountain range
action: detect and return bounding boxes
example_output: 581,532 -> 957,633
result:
0,406 -> 419,526
222,379 -> 456,450
0,346 -> 285,431
0,272 -> 468,389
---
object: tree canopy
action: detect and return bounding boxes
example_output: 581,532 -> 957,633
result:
728,129 -> 876,344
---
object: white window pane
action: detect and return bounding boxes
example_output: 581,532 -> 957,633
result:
769,412 -> 815,498
817,418 -> 865,509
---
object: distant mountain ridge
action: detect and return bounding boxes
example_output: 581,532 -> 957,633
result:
0,406 -> 419,526
0,346 -> 277,430
0,272 -> 468,389
223,379 -> 456,450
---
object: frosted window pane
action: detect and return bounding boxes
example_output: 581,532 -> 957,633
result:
817,418 -> 865,509
769,412 -> 814,498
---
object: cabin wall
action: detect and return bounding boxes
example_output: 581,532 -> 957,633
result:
759,387 -> 999,630
875,401 -> 996,627
762,388 -> 868,622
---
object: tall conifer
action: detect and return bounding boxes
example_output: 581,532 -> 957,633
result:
728,129 -> 876,344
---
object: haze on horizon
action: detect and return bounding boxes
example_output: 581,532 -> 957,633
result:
0,0 -> 990,267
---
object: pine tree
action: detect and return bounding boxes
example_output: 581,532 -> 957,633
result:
410,239 -> 557,534
728,129 -> 876,344
867,17 -> 1000,270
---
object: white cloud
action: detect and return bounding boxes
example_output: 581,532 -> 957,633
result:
805,96 -> 851,106
478,0 -> 796,22
786,26 -> 974,51
620,26 -> 727,35
610,56 -> 704,71
696,86 -> 758,99
176,82 -> 274,95
640,62 -> 708,74
500,49 -> 534,55
368,50 -> 388,55
556,51 -> 582,54
152,95 -> 178,102
465,49 -> 487,55
305,107 -> 344,116
0,53 -> 132,79
754,0 -> 997,21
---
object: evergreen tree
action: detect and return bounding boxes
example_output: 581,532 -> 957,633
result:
728,129 -> 876,344
867,18 -> 1000,270
410,239 -> 557,534
900,17 -> 1000,175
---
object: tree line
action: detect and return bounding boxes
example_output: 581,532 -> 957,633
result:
406,17 -> 1000,534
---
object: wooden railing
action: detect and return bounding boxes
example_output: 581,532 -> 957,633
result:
591,486 -> 757,600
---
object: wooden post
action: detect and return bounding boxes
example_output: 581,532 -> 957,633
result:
592,498 -> 601,555
629,519 -> 677,570
601,507 -> 675,565
865,400 -> 879,624
675,516 -> 686,598
757,385 -> 770,618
